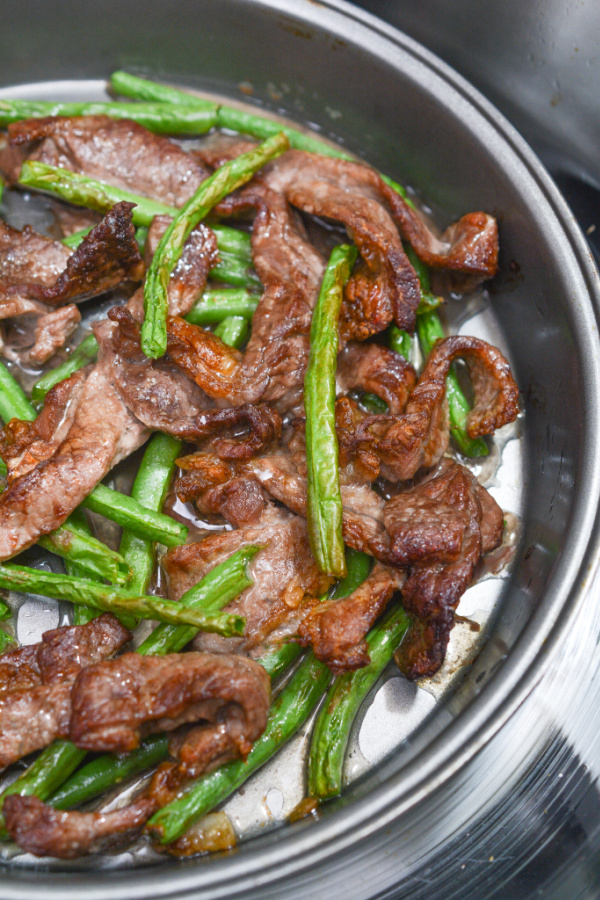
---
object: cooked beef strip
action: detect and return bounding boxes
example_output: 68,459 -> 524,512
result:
336,341 -> 417,414
27,304 -> 81,364
388,459 -> 504,679
69,652 -> 271,756
3,794 -> 156,860
0,202 -> 143,317
0,615 -> 131,769
5,116 -> 210,206
165,185 -> 326,411
164,503 -> 330,656
297,563 -> 406,673
339,334 -> 519,483
0,357 -> 148,559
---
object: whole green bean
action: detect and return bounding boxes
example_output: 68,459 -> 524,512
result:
0,563 -> 245,636
142,132 -> 289,358
185,289 -> 259,326
81,483 -> 188,549
330,547 -> 373,600
208,251 -> 262,291
305,244 -> 357,578
308,601 -> 411,800
147,651 -> 331,844
0,99 -> 217,134
37,527 -> 131,586
417,310 -> 488,458
110,71 -> 218,110
31,333 -> 99,402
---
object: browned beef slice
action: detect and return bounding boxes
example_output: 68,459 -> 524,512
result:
387,460 -> 504,679
337,341 -> 417,414
340,334 -> 519,483
69,652 -> 271,755
297,563 -> 406,673
3,794 -> 156,860
27,304 -> 81,364
164,504 -> 330,655
7,115 -> 209,206
0,615 -> 131,769
0,202 -> 143,317
0,360 -> 148,559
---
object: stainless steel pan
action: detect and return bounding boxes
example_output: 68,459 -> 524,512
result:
0,1 -> 599,897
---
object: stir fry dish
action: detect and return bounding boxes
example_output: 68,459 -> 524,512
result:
0,73 -> 519,860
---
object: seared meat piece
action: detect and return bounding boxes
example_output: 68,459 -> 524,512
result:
5,115 -> 210,206
3,794 -> 155,860
337,341 -> 417,414
27,304 -> 81,365
0,202 -> 143,316
0,359 -> 148,559
298,563 -> 405,673
164,503 -> 330,655
0,614 -> 131,769
340,334 -> 519,482
164,185 -> 325,411
69,652 -> 270,756
388,460 -> 504,678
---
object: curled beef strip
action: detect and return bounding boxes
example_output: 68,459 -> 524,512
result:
4,794 -> 155,860
0,357 -> 148,560
69,651 -> 270,755
4,115 -> 210,206
0,614 -> 131,770
164,503 -> 331,656
339,334 -> 519,482
0,202 -> 143,315
298,563 -> 406,673
163,184 -> 326,411
387,459 -> 504,679
337,341 -> 417,415
27,304 -> 81,365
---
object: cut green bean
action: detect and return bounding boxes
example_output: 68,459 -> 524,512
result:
31,334 -> 99,402
37,528 -> 131,586
0,360 -> 36,422
81,483 -> 188,549
209,252 -> 262,291
305,244 -> 357,578
330,548 -> 373,600
0,628 -> 15,653
0,564 -> 245,635
417,310 -> 489,458
213,315 -> 248,347
358,392 -> 388,415
142,132 -> 288,358
0,598 -> 10,621
0,99 -> 217,134
51,735 -> 170,811
185,289 -> 259,326
147,652 -> 331,844
308,602 -> 411,800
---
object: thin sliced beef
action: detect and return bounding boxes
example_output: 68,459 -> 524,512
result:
337,341 -> 417,414
69,652 -> 270,755
5,116 -> 210,206
164,185 -> 326,411
387,459 -> 504,679
3,795 -> 155,860
0,202 -> 143,315
340,334 -> 519,482
164,503 -> 331,655
27,304 -> 81,364
0,614 -> 131,769
0,359 -> 148,559
297,563 -> 405,673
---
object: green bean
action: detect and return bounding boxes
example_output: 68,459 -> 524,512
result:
330,547 -> 373,600
0,99 -> 217,134
141,132 -> 288,358
305,244 -> 357,578
0,628 -> 15,653
416,310 -> 488,458
81,483 -> 188,549
205,224 -> 252,261
44,544 -> 261,811
308,602 -> 410,800
209,251 -> 262,291
358,392 -> 388,415
185,289 -> 259,326
31,334 -> 99,402
212,315 -> 249,347
0,360 -> 36,423
51,735 -> 170,811
147,652 -> 331,845
37,527 -> 131,586
0,598 -> 10,621
0,563 -> 245,635
110,71 -> 218,110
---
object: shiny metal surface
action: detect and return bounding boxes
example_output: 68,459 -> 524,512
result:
1,1 -> 600,897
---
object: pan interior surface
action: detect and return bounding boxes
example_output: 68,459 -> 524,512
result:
0,1 -> 599,896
